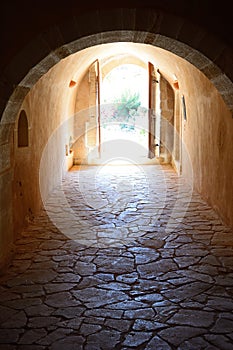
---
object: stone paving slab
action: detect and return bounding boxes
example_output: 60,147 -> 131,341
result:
0,164 -> 233,349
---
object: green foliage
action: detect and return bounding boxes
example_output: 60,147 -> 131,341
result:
113,90 -> 141,122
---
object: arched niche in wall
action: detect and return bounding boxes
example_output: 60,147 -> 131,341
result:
17,110 -> 29,147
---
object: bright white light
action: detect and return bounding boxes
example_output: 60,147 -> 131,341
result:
101,64 -> 148,108
104,159 -> 133,166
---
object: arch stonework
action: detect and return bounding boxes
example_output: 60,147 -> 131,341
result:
1,31 -> 233,132
0,9 -> 232,174
0,6 -> 232,132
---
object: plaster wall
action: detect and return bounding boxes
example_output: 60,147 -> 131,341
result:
13,57 -> 78,238
180,65 -> 233,226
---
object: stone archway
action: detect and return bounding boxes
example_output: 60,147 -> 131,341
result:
0,9 -> 233,268
1,29 -> 232,158
1,6 -> 233,129
1,30 -> 233,129
1,28 -> 232,180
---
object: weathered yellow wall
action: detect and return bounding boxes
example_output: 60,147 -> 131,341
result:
180,65 -> 233,226
13,57 -> 78,236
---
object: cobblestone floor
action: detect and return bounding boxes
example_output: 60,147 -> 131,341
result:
0,164 -> 233,349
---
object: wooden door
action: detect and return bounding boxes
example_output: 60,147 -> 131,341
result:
148,62 -> 156,159
86,59 -> 101,159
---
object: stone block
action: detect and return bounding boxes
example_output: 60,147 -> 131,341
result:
185,50 -> 212,70
10,86 -> 30,103
0,98 -> 10,123
54,45 -> 73,59
19,53 -> 61,88
133,31 -> 149,44
1,100 -> 22,124
18,68 -> 45,89
144,33 -> 158,45
116,31 -> 135,43
66,34 -> 102,55
154,35 -> 190,58
220,92 -> 233,106
213,47 -> 233,83
211,74 -> 233,94
0,143 -> 11,173
201,62 -> 222,80
0,123 -> 14,145
67,30 -> 135,54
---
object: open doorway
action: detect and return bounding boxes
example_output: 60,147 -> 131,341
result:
100,64 -> 149,163
72,55 -> 175,167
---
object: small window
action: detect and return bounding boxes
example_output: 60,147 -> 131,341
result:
18,110 -> 29,147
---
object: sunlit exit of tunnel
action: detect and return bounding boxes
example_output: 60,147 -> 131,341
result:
0,4 -> 233,348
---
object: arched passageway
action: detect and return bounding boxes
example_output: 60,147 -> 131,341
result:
6,40 -> 232,244
0,4 -> 232,347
